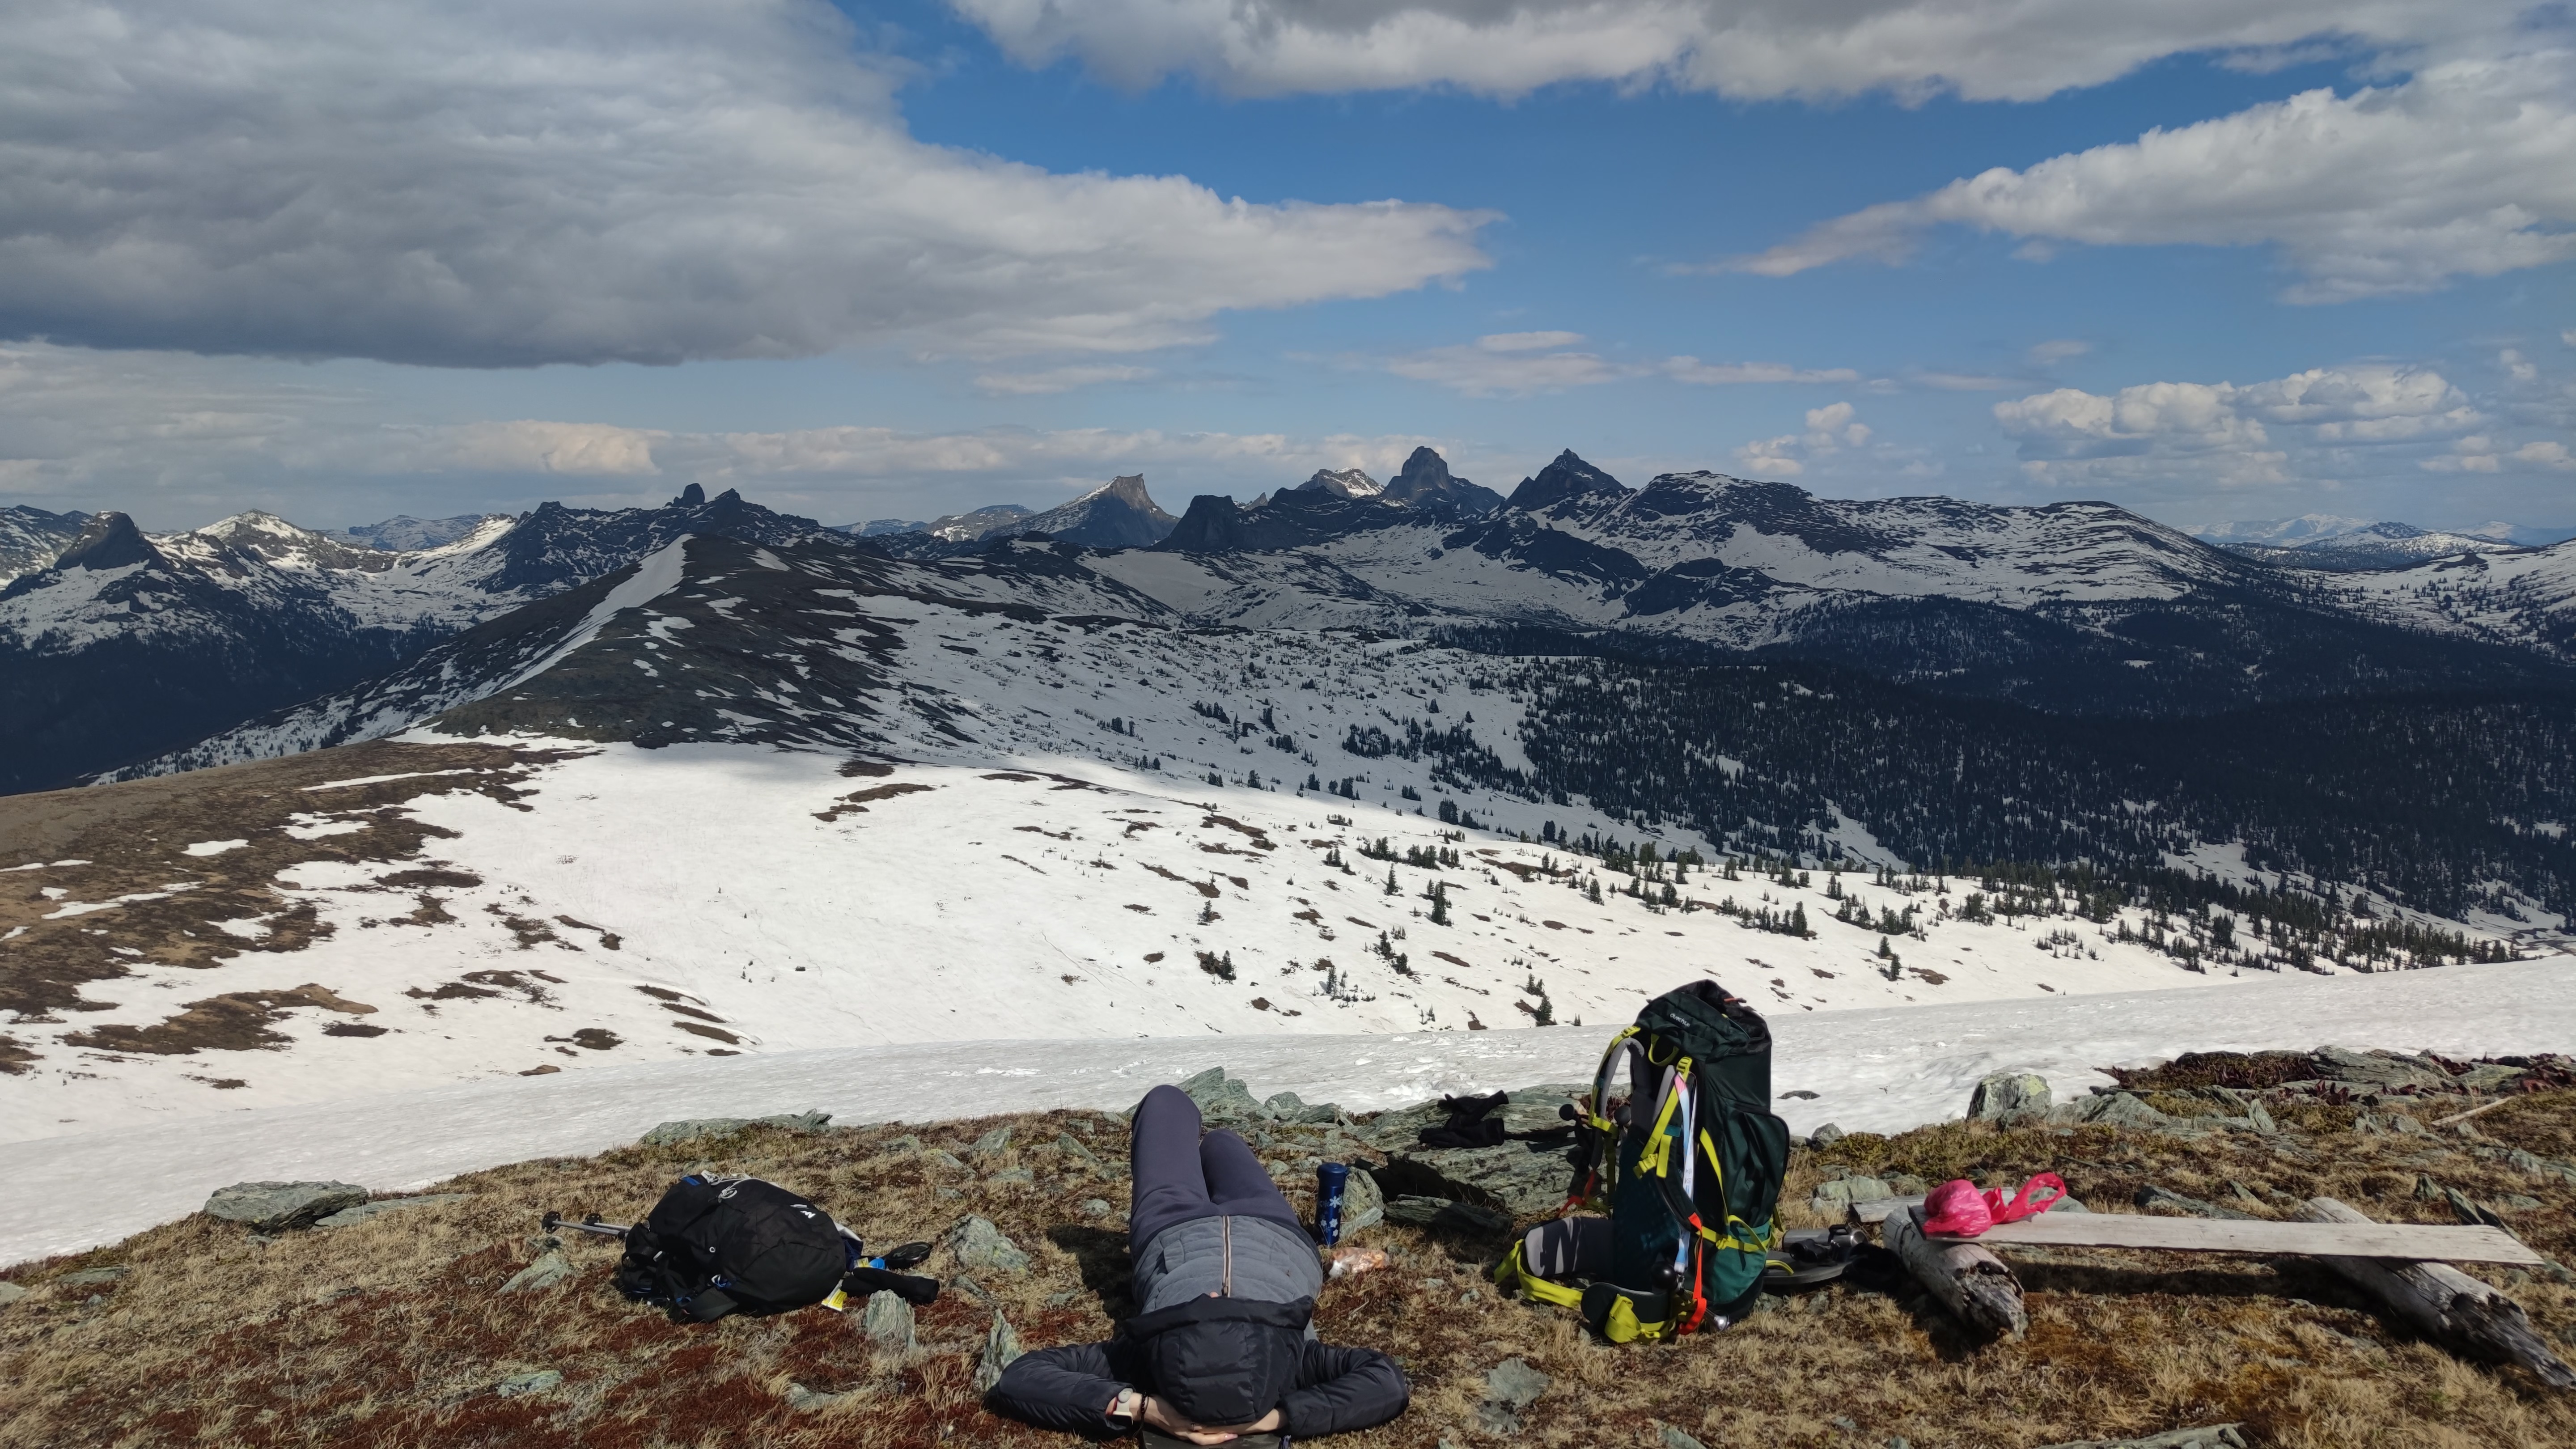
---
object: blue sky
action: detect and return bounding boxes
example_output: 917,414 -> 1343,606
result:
1,0 -> 2568,534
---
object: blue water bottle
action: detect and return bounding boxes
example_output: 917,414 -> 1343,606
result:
1316,1162 -> 1350,1246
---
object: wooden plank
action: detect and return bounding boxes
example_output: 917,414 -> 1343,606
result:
2297,1198 -> 2575,1390
1936,1212 -> 2543,1264
1885,1208 -> 2025,1339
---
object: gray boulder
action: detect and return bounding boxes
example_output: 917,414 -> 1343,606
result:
205,1181 -> 369,1233
1499,1083 -> 1588,1136
2053,1093 -> 2175,1131
1809,1123 -> 1845,1147
315,1194 -> 470,1228
500,1248 -> 574,1294
1054,1133 -> 1100,1165
2310,1047 -> 2450,1092
973,1311 -> 1024,1393
946,1215 -> 1031,1274
1376,1138 -> 1572,1219
1476,1357 -> 1550,1435
1263,1091 -> 1343,1125
0,1281 -> 27,1308
1810,1174 -> 1896,1214
1176,1066 -> 1264,1123
971,1124 -> 1013,1157
640,1111 -> 830,1147
1342,1164 -> 1385,1237
58,1267 -> 127,1287
861,1289 -> 916,1350
1969,1072 -> 2052,1121
491,1370 -> 563,1398
2034,1428 -> 2244,1449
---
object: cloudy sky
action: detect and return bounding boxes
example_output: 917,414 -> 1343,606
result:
3,0 -> 2570,533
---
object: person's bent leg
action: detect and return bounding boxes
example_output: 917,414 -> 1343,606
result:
1198,1128 -> 1307,1238
1127,1084 -> 1215,1253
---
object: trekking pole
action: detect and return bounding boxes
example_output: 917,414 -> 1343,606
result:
541,1211 -> 632,1241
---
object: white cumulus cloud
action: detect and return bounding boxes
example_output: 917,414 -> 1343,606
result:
1723,53 -> 2576,301
949,0 -> 2517,103
0,0 -> 1491,367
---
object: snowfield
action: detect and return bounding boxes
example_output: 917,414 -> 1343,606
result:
8,954 -> 2570,1267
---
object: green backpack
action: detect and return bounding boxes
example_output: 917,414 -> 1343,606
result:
1495,980 -> 1790,1339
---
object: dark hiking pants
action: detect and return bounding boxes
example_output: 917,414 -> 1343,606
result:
1128,1083 -> 1305,1252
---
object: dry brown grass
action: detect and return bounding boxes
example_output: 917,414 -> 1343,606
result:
4,1092 -> 2574,1448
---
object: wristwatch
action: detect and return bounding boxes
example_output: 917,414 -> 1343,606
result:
1108,1388 -> 1144,1424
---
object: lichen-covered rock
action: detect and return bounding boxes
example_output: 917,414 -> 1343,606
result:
315,1194 -> 471,1228
639,1111 -> 830,1147
1810,1174 -> 1896,1213
1969,1072 -> 2051,1121
58,1267 -> 127,1287
2034,1427 -> 2245,1449
2310,1047 -> 2450,1092
1375,1141 -> 1570,1218
1263,1091 -> 1342,1125
971,1124 -> 1013,1156
1809,1123 -> 1846,1147
973,1311 -> 1023,1393
1477,1357 -> 1550,1435
861,1289 -> 916,1350
204,1181 -> 369,1233
1342,1163 -> 1385,1236
2053,1093 -> 2174,1131
1176,1066 -> 1264,1123
491,1370 -> 563,1398
0,1282 -> 27,1308
945,1215 -> 1031,1274
500,1249 -> 574,1294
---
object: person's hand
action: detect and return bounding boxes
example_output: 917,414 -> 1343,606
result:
1136,1396 -> 1282,1444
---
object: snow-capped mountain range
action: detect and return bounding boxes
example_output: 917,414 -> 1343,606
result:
2193,514 -> 2576,571
0,485 -> 837,794
14,452 -> 2576,793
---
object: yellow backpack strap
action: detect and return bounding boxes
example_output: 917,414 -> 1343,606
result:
1492,1241 -> 1585,1308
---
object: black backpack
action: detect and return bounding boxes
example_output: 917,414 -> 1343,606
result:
613,1174 -> 850,1322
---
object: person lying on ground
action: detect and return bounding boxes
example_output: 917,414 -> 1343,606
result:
983,1084 -> 1408,1444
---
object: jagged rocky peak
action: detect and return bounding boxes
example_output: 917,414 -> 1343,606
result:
1504,449 -> 1627,513
1018,475 -> 1179,548
673,483 -> 707,508
1299,467 -> 1385,500
1384,447 -> 1506,517
50,511 -> 161,573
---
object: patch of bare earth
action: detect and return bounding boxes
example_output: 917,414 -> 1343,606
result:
3,1092 -> 2574,1447
0,741 -> 583,1072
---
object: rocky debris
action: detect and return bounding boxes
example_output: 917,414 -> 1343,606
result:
2500,1148 -> 2576,1186
1659,1425 -> 1710,1449
315,1194 -> 471,1228
1476,1356 -> 1550,1435
58,1267 -> 128,1287
861,1289 -> 916,1351
1341,1163 -> 1385,1236
971,1124 -> 1013,1157
945,1215 -> 1031,1274
2310,1047 -> 2452,1092
1373,1137 -> 1574,1220
205,1181 -> 369,1233
1175,1066 -> 1264,1124
500,1246 -> 575,1293
2135,1185 -> 2251,1220
1970,1072 -> 2052,1122
0,1282 -> 26,1308
491,1369 -> 563,1398
1810,1123 -> 1846,1147
1263,1090 -> 1343,1125
2034,1428 -> 2245,1449
1054,1132 -> 1100,1165
1079,1198 -> 1114,1219
929,1149 -> 968,1170
785,1382 -> 850,1411
1383,1196 -> 1512,1235
639,1111 -> 829,1147
973,1310 -> 1023,1393
2054,1093 -> 2175,1131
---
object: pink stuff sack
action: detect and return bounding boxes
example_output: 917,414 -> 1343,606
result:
1921,1173 -> 2068,1236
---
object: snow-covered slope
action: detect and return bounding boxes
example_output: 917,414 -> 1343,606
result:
10,954 -> 2570,1267
2323,537 -> 2576,665
0,504 -> 89,586
8,521 -> 2544,1142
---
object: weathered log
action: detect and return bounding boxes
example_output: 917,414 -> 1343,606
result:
1885,1206 -> 2026,1339
2297,1197 -> 2575,1389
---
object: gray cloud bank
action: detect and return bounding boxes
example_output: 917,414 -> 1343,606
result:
0,0 -> 1491,368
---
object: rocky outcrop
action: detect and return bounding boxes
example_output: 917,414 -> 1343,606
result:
203,1181 -> 369,1233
